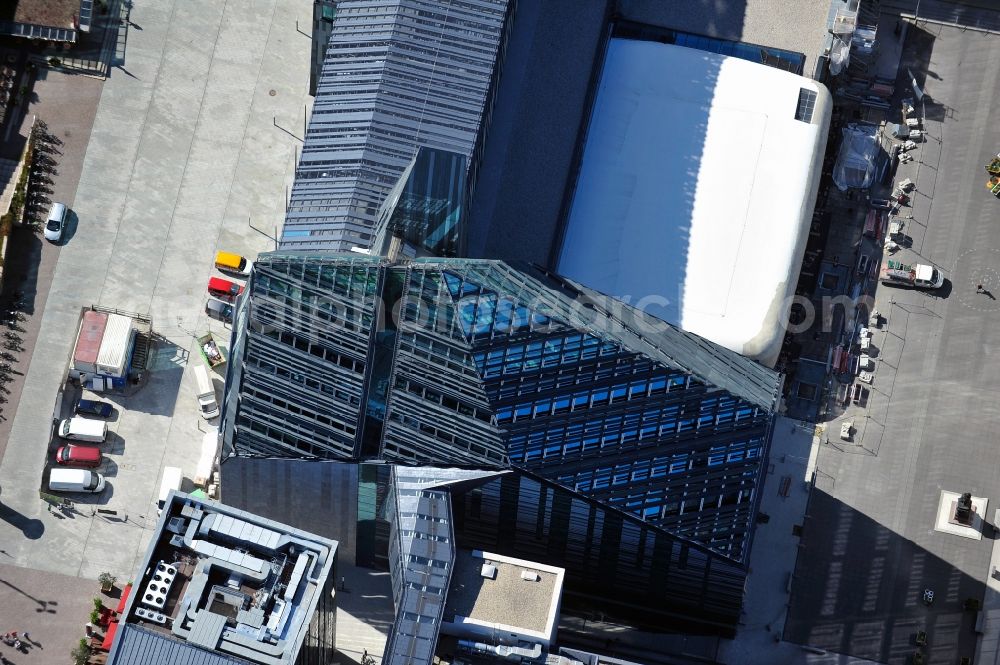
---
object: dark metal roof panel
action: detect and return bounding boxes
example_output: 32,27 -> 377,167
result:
109,624 -> 250,665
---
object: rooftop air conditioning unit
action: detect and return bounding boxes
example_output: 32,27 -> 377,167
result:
135,606 -> 168,624
520,570 -> 539,582
480,563 -> 497,580
142,561 -> 178,610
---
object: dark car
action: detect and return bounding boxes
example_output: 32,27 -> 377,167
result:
55,444 -> 103,468
205,298 -> 233,324
75,398 -> 113,418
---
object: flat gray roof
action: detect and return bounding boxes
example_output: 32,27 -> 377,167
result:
444,550 -> 559,634
109,492 -> 337,665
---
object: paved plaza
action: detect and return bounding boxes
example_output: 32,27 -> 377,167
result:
0,562 -> 102,665
0,0 -> 312,585
786,21 -> 1000,665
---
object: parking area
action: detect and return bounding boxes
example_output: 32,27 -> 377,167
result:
786,22 -> 1000,665
0,0 -> 312,583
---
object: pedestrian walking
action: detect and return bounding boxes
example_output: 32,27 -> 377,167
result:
977,284 -> 984,293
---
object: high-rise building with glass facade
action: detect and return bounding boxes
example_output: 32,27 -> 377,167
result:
370,147 -> 467,258
220,251 -> 780,564
282,0 -> 510,250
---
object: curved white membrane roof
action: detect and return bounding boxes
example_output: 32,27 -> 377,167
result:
558,39 -> 831,366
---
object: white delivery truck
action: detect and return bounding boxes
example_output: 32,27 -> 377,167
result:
49,468 -> 106,493
879,259 -> 944,290
194,365 -> 220,419
157,466 -> 183,514
58,417 -> 108,442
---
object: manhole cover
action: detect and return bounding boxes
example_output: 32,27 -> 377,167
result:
269,89 -> 276,96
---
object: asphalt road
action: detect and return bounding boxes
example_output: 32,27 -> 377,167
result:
786,22 -> 1000,665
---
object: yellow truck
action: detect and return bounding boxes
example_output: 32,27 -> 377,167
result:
214,251 -> 252,276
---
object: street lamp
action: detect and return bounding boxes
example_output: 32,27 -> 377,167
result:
248,215 -> 278,250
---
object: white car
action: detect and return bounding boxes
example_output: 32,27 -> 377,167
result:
43,202 -> 67,242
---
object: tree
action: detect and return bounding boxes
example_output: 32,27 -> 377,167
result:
99,572 -> 117,592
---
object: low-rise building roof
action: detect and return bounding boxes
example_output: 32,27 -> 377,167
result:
14,0 -> 79,27
443,550 -> 563,642
107,492 -> 337,665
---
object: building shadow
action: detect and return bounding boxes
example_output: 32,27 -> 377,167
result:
899,24 -> 939,115
466,0 -> 753,271
1,225 -> 42,316
0,577 -> 58,611
124,338 -> 183,417
785,488 -> 981,664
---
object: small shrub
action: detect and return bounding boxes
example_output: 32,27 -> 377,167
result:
47,57 -> 61,67
71,638 -> 91,665
89,608 -> 100,624
8,136 -> 34,224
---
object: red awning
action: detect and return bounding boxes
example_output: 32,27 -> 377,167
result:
863,210 -> 876,236
101,620 -> 119,651
74,310 -> 108,368
115,584 -> 132,614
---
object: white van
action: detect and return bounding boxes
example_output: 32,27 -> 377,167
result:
58,417 -> 108,443
157,466 -> 183,514
49,468 -> 106,493
194,365 -> 219,419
